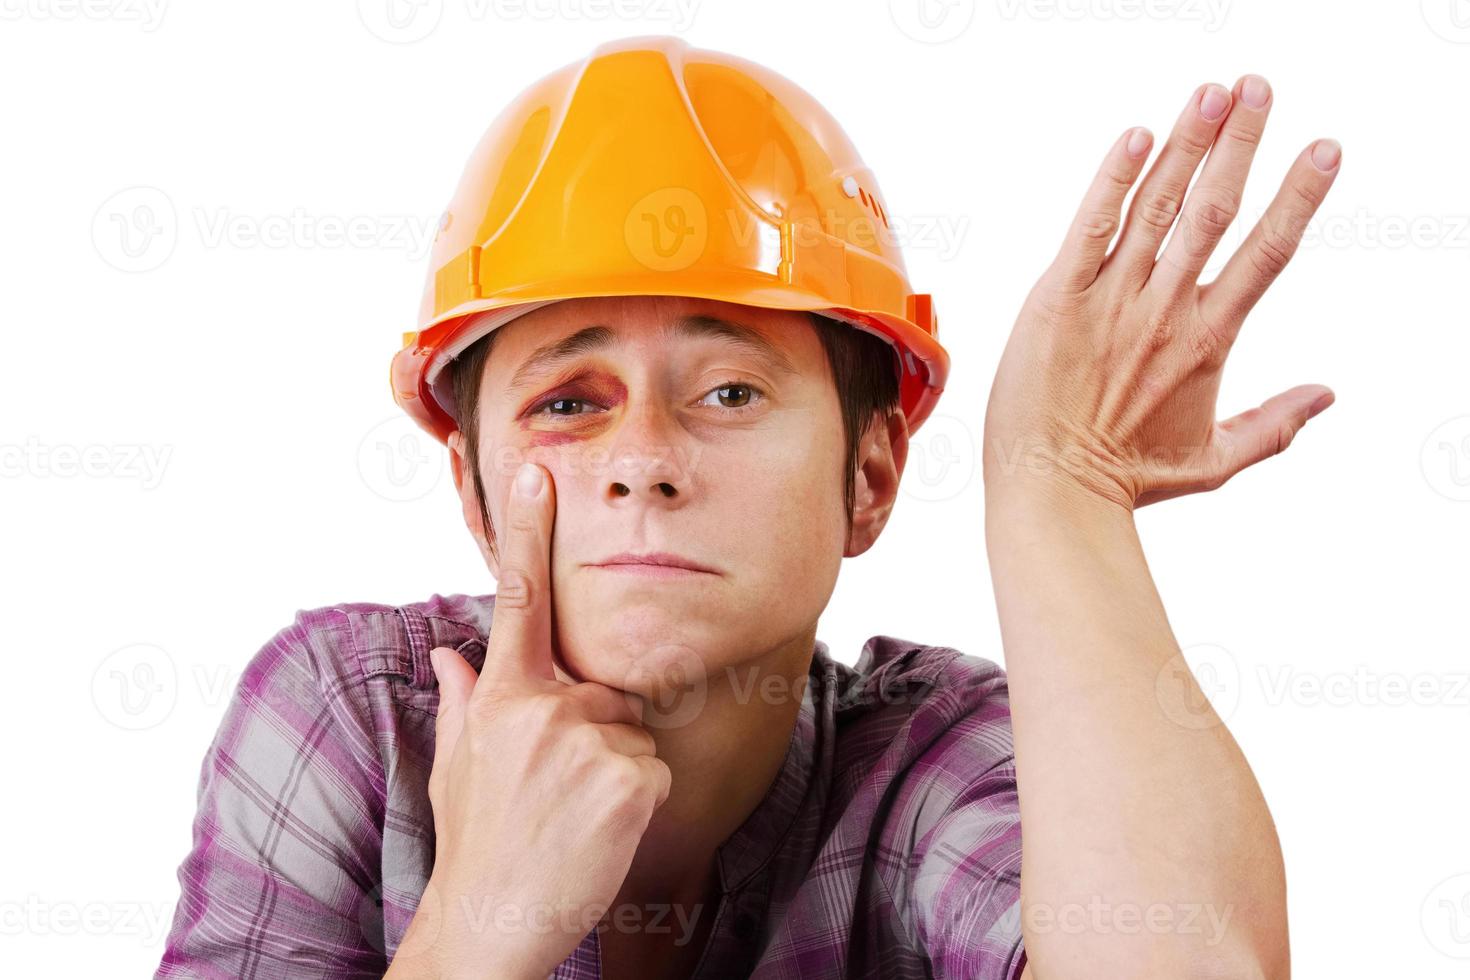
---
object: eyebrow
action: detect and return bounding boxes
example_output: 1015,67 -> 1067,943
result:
504,314 -> 798,394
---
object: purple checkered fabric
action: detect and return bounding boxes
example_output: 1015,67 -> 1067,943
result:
155,592 -> 1026,979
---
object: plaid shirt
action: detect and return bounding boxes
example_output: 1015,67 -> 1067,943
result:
155,592 -> 1026,979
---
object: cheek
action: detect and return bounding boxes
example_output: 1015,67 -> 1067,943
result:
725,442 -> 848,574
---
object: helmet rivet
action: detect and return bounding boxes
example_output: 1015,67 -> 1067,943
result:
840,175 -> 860,198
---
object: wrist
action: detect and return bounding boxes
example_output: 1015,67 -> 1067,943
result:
982,428 -> 1140,513
390,875 -> 545,980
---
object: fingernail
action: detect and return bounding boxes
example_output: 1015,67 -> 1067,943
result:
428,647 -> 442,677
1311,138 -> 1341,172
1240,75 -> 1270,109
1199,84 -> 1230,121
1126,127 -> 1153,158
515,461 -> 543,497
1306,391 -> 1335,419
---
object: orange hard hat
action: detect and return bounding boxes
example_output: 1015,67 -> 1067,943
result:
390,35 -> 949,446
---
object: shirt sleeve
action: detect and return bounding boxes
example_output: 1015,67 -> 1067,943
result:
154,613 -> 389,979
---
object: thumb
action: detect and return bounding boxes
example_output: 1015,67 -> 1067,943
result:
1217,384 -> 1334,478
430,644 -> 477,752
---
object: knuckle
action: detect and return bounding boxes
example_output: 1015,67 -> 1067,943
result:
1103,167 -> 1135,194
1173,127 -> 1214,158
1076,210 -> 1120,242
1135,191 -> 1181,232
1270,424 -> 1298,456
527,690 -> 571,726
1141,313 -> 1177,352
494,567 -> 537,611
1287,178 -> 1324,213
1220,124 -> 1262,151
566,722 -> 605,763
1187,191 -> 1239,239
1250,230 -> 1296,280
1188,318 -> 1230,366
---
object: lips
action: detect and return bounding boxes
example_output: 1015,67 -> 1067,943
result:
590,551 -> 719,574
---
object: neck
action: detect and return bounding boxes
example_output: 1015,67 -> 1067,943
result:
616,627 -> 816,910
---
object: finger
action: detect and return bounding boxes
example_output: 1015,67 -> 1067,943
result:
1108,83 -> 1234,284
592,721 -> 659,759
632,754 -> 673,810
564,681 -> 647,727
428,645 -> 477,813
475,462 -> 557,693
1046,125 -> 1154,293
1153,74 -> 1274,296
1199,139 -> 1342,327
1214,384 -> 1335,479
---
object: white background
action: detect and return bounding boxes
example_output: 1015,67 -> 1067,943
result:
3,0 -> 1468,975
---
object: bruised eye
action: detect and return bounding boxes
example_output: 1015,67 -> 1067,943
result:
537,396 -> 594,417
699,382 -> 763,411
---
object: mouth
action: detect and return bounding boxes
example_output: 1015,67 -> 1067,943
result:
587,551 -> 720,577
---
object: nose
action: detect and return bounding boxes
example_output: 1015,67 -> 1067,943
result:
602,401 -> 693,508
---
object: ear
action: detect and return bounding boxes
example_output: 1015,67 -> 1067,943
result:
844,409 -> 909,558
448,430 -> 499,574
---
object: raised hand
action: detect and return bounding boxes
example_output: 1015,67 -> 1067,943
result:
391,461 -> 672,980
983,76 -> 1341,509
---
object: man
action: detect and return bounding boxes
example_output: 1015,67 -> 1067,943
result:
157,37 -> 1338,979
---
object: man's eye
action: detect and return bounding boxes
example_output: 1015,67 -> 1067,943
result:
535,397 -> 592,417
699,382 -> 762,411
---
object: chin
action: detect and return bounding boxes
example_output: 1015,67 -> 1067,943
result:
559,608 -> 722,695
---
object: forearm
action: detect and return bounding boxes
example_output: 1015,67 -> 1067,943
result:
987,478 -> 1287,979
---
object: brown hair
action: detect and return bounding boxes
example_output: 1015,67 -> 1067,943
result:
452,310 -> 901,559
